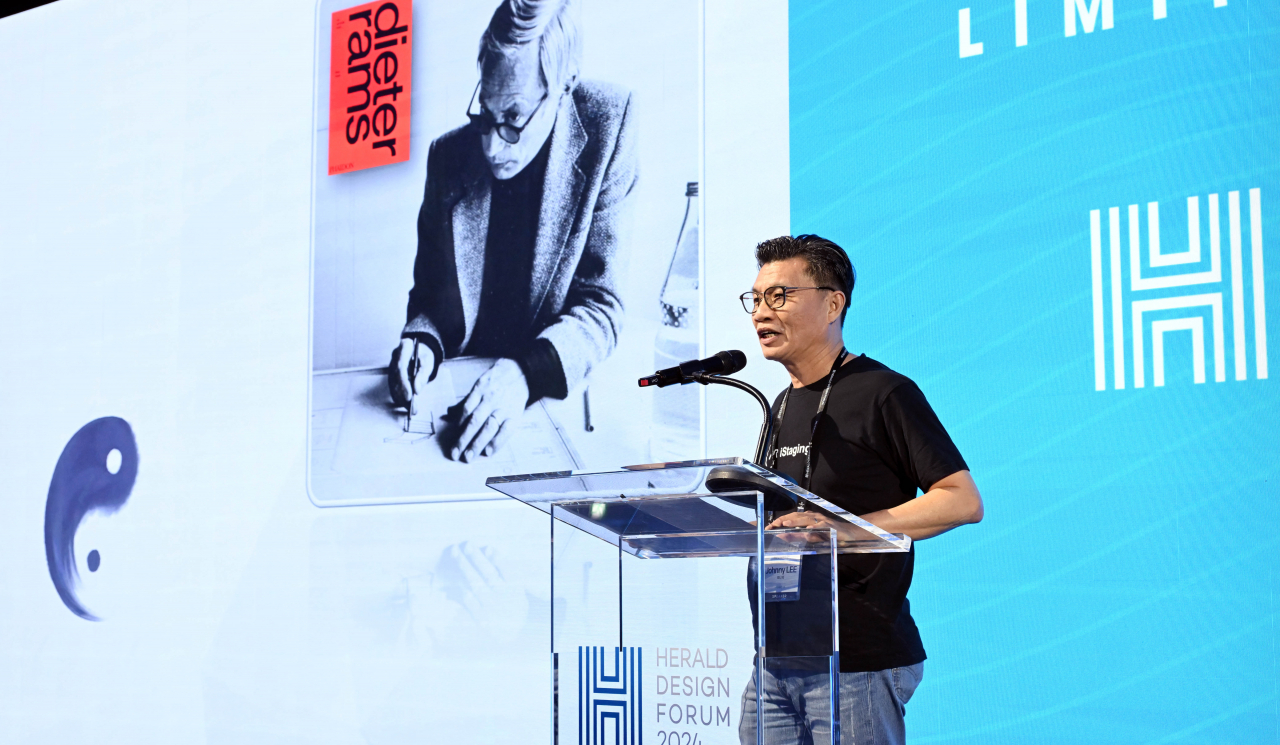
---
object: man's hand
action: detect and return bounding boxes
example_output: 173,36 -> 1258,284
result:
430,542 -> 529,644
451,358 -> 529,462
388,339 -> 436,413
766,510 -> 860,543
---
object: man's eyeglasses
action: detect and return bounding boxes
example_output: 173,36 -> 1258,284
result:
739,286 -> 836,314
466,81 -> 549,145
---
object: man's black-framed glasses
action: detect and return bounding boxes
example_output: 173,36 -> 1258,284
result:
739,286 -> 836,314
466,81 -> 548,145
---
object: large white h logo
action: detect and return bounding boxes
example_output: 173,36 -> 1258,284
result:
1090,189 -> 1267,390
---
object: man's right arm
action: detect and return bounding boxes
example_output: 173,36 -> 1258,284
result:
394,137 -> 456,395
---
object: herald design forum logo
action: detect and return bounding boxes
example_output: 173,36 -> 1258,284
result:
579,646 -> 642,745
328,0 -> 412,175
1089,189 -> 1267,390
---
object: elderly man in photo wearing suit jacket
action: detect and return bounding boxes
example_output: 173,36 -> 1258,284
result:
387,0 -> 636,463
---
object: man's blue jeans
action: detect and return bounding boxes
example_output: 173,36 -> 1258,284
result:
738,660 -> 924,745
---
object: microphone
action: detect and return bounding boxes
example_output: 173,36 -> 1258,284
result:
639,348 -> 775,464
638,350 -> 747,388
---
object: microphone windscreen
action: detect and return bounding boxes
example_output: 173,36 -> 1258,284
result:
715,349 -> 748,375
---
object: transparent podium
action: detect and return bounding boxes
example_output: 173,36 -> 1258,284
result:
487,458 -> 911,745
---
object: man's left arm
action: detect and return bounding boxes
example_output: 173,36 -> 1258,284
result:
771,469 -> 982,542
769,381 -> 983,541
866,381 -> 983,540
537,90 -> 638,392
859,469 -> 982,541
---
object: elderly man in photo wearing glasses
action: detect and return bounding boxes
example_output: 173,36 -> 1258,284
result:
387,0 -> 636,462
738,234 -> 984,745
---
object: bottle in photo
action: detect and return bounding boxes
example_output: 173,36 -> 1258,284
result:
650,182 -> 701,462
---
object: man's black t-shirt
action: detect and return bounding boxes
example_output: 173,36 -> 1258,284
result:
754,354 -> 968,673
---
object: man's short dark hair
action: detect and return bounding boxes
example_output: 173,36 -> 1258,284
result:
755,234 -> 856,323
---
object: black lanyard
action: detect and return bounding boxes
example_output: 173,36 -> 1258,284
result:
768,348 -> 848,492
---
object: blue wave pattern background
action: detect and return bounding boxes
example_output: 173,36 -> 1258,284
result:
789,1 -> 1279,742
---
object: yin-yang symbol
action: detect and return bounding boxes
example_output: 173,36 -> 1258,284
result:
44,417 -> 138,621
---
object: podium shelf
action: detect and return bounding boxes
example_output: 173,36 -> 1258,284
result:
487,457 -> 911,555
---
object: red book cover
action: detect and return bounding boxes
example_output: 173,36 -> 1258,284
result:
328,0 -> 412,175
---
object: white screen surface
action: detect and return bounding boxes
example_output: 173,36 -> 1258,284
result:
0,0 -> 788,741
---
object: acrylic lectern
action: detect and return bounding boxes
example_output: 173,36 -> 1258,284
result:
487,458 -> 910,745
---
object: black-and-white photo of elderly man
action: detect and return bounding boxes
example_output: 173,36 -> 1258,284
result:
387,0 -> 637,463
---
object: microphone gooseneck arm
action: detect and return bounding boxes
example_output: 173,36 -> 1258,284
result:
692,373 -> 773,465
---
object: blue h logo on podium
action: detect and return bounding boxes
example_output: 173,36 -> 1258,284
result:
580,646 -> 642,745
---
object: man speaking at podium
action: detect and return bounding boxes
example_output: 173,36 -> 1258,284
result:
739,235 -> 984,745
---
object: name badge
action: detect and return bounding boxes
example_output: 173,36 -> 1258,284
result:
764,554 -> 802,602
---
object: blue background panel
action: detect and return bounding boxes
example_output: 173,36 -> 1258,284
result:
791,1 -> 1279,742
